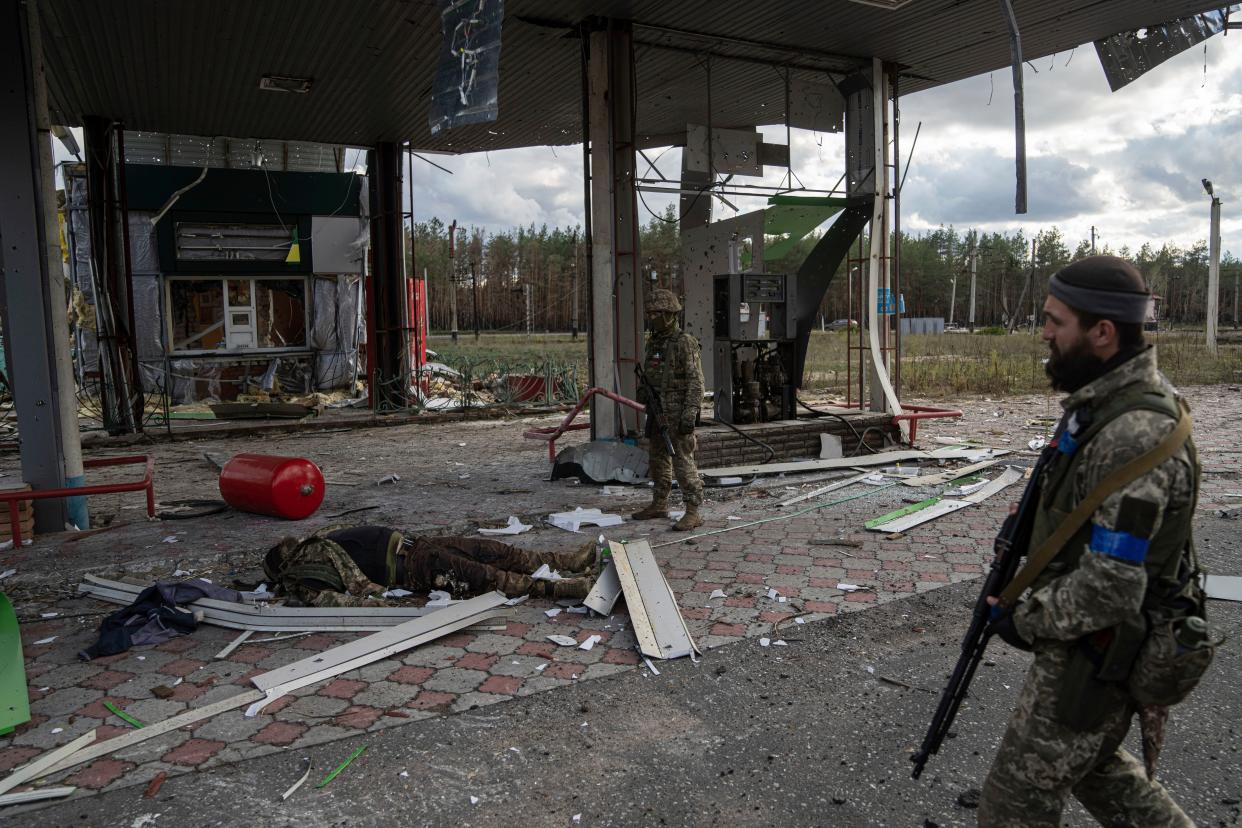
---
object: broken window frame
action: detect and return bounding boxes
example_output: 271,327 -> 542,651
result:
164,275 -> 312,356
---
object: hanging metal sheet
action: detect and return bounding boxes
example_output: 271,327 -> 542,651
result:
1095,6 -> 1236,92
429,0 -> 505,135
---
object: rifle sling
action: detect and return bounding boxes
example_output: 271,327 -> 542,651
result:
997,412 -> 1191,608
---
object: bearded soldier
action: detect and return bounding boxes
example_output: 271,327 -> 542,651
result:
978,256 -> 1205,826
631,288 -> 706,531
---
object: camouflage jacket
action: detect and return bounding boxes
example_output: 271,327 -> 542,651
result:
637,329 -> 704,432
270,536 -> 389,608
1013,347 -> 1198,644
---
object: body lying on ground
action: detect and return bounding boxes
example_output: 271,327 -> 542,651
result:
262,525 -> 598,607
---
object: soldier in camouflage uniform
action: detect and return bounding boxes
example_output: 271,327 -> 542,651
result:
632,288 -> 706,531
978,257 -> 1199,826
264,526 -> 599,607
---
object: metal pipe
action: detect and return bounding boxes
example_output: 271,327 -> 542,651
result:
579,24 -> 596,435
999,0 -> 1028,214
890,63 -> 902,397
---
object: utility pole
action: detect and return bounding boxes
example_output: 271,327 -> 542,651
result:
470,257 -> 480,341
524,283 -> 533,335
1090,225 -> 1096,255
448,220 -> 459,342
570,231 -> 580,340
1030,237 -> 1038,334
968,242 -> 978,333
1234,267 -> 1239,330
946,237 -> 956,327
1204,179 -> 1220,354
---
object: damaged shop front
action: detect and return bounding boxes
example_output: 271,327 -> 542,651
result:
65,133 -> 367,408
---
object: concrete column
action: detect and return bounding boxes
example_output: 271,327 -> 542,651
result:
587,21 -> 642,439
0,0 -> 77,532
1207,196 -> 1220,354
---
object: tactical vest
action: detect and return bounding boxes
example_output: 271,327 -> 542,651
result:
1028,381 -> 1200,603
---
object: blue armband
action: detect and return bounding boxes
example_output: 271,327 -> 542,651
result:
1089,524 -> 1149,563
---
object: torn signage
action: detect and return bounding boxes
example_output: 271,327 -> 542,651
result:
1095,6 -> 1238,92
429,0 -> 505,135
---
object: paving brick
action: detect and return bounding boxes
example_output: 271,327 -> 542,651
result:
66,758 -> 135,789
544,662 -> 585,680
491,655 -> 552,677
421,667 -> 487,694
253,721 -> 308,746
38,686 -> 103,717
478,675 -> 523,695
155,636 -> 201,654
516,642 -> 556,659
495,621 -> 533,638
79,670 -> 135,691
389,665 -> 436,685
601,648 -> 641,666
456,652 -> 499,671
0,746 -> 41,773
319,678 -> 367,700
407,691 -> 456,711
353,681 -> 422,709
294,724 -> 359,749
159,658 -> 207,677
334,705 -> 385,729
162,738 -> 226,766
228,646 -> 274,665
192,710 -> 270,743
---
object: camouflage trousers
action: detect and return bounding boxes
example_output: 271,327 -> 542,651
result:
401,536 -> 595,599
649,432 -> 703,507
979,644 -> 1192,827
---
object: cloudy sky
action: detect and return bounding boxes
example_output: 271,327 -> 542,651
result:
407,29 -> 1242,258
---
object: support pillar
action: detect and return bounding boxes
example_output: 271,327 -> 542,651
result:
367,142 -> 410,410
1207,194 -> 1220,354
0,0 -> 79,532
586,21 -> 642,439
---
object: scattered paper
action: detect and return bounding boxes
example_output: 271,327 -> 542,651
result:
708,589 -> 727,600
51,727 -> 63,734
1028,437 -> 1048,451
727,515 -> 743,521
33,636 -> 57,645
531,564 -> 564,582
131,815 -> 161,828
162,536 -> 179,544
478,516 -> 533,536
795,617 -> 805,625
0,569 -> 15,581
767,588 -> 779,600
760,637 -> 771,647
172,569 -> 191,577
399,771 -> 409,778
836,583 -> 863,592
772,639 -> 788,646
578,634 -> 603,651
470,796 -> 480,805
382,588 -> 413,598
573,815 -> 582,824
547,634 -> 578,647
41,612 -> 59,618
535,663 -> 549,672
377,473 -> 401,485
426,590 -> 455,606
547,507 -> 624,533
544,608 -> 563,618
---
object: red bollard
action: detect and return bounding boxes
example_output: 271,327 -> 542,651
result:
218,454 -> 325,520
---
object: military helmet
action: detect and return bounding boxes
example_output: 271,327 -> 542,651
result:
646,288 -> 683,314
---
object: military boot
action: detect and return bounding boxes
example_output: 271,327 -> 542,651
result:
632,498 -> 669,520
672,505 -> 704,532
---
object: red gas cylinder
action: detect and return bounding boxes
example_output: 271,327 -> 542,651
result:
218,453 -> 325,520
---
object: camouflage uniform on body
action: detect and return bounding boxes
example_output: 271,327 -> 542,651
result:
633,288 -> 705,530
979,270 -> 1200,825
263,527 -> 597,607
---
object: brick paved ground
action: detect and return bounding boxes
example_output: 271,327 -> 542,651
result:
1,384 -> 1238,800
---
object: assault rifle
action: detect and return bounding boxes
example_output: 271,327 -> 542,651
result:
635,363 -> 677,458
910,446 -> 1054,779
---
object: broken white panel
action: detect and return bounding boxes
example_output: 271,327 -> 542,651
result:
609,540 -> 700,660
583,561 -> 623,616
944,479 -> 989,498
478,516 -> 532,536
546,634 -> 578,647
0,787 -> 77,807
246,592 -> 508,715
547,507 -> 624,533
310,216 -> 366,273
0,729 -> 96,796
962,465 -> 1025,503
872,499 -> 973,533
701,447 -> 1005,479
902,458 -> 1004,487
1205,575 -> 1242,602
684,125 -> 763,177
578,634 -> 603,651
818,433 -> 843,459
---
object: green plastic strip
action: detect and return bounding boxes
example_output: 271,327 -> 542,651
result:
0,593 -> 31,736
103,699 -> 145,729
865,496 -> 942,530
316,744 -> 367,788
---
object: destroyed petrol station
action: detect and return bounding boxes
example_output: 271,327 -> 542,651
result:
1,1 -> 1240,824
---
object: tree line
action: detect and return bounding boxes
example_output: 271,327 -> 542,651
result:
407,207 -> 1240,332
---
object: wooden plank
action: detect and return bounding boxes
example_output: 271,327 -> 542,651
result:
610,540 -> 698,660
252,592 -> 507,693
583,560 -> 623,616
0,729 -> 96,796
39,691 -> 264,779
700,448 -> 1006,479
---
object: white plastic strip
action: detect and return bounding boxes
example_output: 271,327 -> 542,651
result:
610,540 -> 699,660
872,499 -> 972,533
0,729 -> 96,796
777,473 -> 870,508
0,786 -> 76,807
